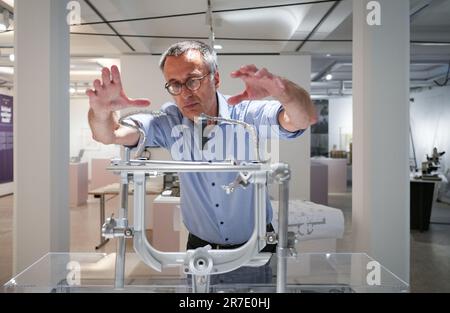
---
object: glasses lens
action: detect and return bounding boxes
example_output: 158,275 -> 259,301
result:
186,78 -> 201,91
167,83 -> 181,95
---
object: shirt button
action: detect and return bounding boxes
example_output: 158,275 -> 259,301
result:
225,238 -> 229,241
212,182 -> 215,187
220,221 -> 224,225
215,204 -> 219,208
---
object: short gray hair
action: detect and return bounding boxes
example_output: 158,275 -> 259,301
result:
159,40 -> 218,74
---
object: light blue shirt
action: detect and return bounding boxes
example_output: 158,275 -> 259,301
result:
130,92 -> 304,244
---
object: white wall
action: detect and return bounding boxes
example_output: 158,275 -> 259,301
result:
0,87 -> 14,196
70,97 -> 120,180
120,56 -> 171,111
410,85 -> 450,177
121,54 -> 312,200
328,96 -> 353,153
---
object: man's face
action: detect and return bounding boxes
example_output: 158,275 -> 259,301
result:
163,50 -> 220,121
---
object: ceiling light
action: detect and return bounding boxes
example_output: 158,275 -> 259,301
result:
69,87 -> 76,95
0,10 -> 10,32
9,54 -> 14,62
214,44 -> 223,50
412,42 -> 450,47
2,1 -> 14,8
326,74 -> 333,81
326,54 -> 331,57
70,70 -> 102,76
0,67 -> 13,75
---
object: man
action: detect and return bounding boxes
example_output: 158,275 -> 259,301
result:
87,40 -> 317,252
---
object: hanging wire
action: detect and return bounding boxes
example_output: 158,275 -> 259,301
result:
76,0 -> 339,26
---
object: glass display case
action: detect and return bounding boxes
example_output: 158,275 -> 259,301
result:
3,252 -> 409,293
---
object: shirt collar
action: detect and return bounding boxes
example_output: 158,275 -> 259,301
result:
217,92 -> 232,120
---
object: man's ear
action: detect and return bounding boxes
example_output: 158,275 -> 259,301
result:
214,71 -> 220,89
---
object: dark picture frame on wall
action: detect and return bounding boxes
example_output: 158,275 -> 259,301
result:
311,99 -> 329,157
0,94 -> 13,184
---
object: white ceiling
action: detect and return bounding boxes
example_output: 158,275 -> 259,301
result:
70,0 -> 353,55
0,0 -> 449,94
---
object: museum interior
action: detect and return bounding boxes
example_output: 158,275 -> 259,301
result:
0,0 -> 449,293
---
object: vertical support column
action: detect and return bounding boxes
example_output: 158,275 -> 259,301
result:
115,148 -> 130,289
13,0 -> 70,273
273,163 -> 290,293
352,0 -> 410,282
277,179 -> 289,293
253,171 -> 267,251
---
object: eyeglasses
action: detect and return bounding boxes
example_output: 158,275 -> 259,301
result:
165,73 -> 210,96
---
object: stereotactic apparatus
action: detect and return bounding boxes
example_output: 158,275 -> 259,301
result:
101,111 -> 295,293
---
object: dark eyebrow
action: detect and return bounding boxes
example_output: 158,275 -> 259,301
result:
167,74 -> 204,84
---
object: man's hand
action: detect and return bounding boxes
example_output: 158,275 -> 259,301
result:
86,66 -> 150,146
228,64 -> 286,105
86,65 -> 150,119
228,64 -> 317,131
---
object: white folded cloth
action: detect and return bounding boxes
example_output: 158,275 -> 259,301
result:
271,200 -> 344,242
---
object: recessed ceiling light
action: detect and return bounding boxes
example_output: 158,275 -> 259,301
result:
214,44 -> 223,50
412,42 -> 450,46
326,54 -> 331,57
69,87 -> 76,94
0,11 -> 8,32
9,54 -> 14,62
325,74 -> 333,81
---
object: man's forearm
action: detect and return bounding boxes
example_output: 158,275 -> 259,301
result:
276,78 -> 317,132
88,109 -> 120,145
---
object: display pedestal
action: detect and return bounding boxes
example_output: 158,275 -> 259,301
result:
3,252 -> 409,293
69,162 -> 88,207
410,179 -> 436,231
312,158 -> 347,193
152,195 -> 187,252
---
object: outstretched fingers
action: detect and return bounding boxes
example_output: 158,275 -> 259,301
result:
107,98 -> 150,112
127,98 -> 151,107
230,64 -> 259,78
102,67 -> 112,87
85,88 -> 96,98
93,79 -> 103,94
111,65 -> 122,87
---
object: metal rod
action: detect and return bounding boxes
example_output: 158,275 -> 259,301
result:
99,195 -> 105,245
108,164 -> 265,173
95,195 -> 110,250
126,159 -> 235,166
254,174 -> 267,251
197,113 -> 262,162
114,148 -> 131,289
277,171 -> 290,293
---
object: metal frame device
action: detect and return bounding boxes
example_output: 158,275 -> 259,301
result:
102,113 -> 294,293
